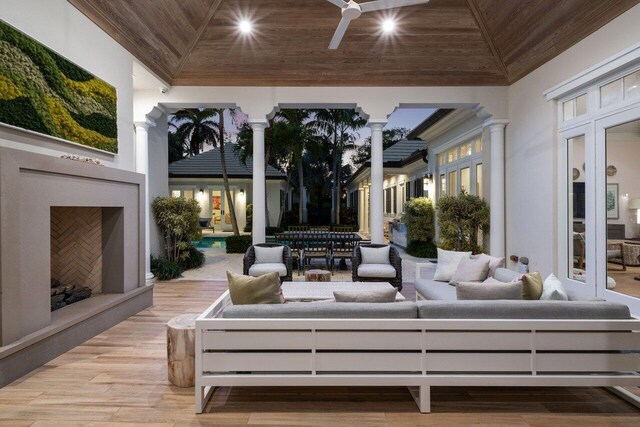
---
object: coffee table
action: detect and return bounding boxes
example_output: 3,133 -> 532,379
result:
281,281 -> 405,302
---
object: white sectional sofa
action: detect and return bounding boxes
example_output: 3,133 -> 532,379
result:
195,290 -> 640,413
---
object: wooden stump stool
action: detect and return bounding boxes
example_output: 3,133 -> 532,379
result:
305,269 -> 331,282
167,314 -> 198,387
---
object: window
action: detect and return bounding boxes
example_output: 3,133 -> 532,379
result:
384,187 -> 391,214
624,70 -> 640,100
448,170 -> 457,196
438,153 -> 446,166
460,167 -> 470,193
566,135 -> 585,283
392,186 -> 397,214
405,182 -> 411,201
460,143 -> 472,158
563,93 -> 587,121
601,78 -> 623,108
171,190 -> 181,198
414,178 -> 423,197
447,148 -> 458,163
476,164 -> 483,199
475,138 -> 482,153
183,190 -> 194,200
440,174 -> 446,196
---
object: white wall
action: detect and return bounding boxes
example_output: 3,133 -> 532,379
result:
506,4 -> 640,275
0,0 -> 135,171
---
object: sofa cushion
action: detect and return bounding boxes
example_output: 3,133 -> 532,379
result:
522,272 -> 544,300
540,273 -> 569,301
360,246 -> 391,264
416,300 -> 631,319
357,264 -> 396,278
415,278 -> 457,300
254,246 -> 284,264
456,281 -> 523,300
493,268 -> 521,283
473,254 -> 506,278
227,271 -> 284,305
450,256 -> 490,286
334,288 -> 397,303
248,263 -> 287,277
433,249 -> 472,282
222,301 -> 418,318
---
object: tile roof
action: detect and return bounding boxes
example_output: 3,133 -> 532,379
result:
168,146 -> 286,179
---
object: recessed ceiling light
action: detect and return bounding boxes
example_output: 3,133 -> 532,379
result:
239,20 -> 253,34
382,19 -> 396,34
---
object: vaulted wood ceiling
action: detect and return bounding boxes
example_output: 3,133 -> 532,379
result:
68,0 -> 639,86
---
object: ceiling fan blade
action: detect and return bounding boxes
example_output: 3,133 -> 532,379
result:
326,0 -> 349,8
329,17 -> 351,50
360,0 -> 430,13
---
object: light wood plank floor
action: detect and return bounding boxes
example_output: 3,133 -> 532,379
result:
1,280 -> 638,426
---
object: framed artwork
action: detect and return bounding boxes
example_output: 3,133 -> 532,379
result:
606,183 -> 619,219
0,20 -> 118,153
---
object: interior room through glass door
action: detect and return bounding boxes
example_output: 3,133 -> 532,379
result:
604,119 -> 640,299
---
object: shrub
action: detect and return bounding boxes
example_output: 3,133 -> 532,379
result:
151,256 -> 182,281
226,235 -> 253,254
437,192 -> 489,254
244,203 -> 253,232
266,226 -> 283,236
406,240 -> 438,258
178,244 -> 205,270
152,196 -> 201,264
339,207 -> 358,226
404,197 -> 435,243
280,210 -> 299,228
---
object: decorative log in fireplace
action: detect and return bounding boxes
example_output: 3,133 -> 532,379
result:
50,279 -> 92,311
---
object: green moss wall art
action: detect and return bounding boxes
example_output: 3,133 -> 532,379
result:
0,20 -> 118,153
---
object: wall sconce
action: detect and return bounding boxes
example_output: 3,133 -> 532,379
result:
240,189 -> 245,196
196,188 -> 205,202
425,172 -> 433,182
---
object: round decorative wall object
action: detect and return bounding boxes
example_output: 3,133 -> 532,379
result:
607,165 -> 617,176
573,168 -> 580,180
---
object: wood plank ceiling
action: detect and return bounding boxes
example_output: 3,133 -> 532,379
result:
68,0 -> 640,86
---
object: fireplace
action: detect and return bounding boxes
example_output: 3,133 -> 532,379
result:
0,147 -> 152,387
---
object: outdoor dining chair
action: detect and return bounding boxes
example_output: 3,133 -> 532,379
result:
302,232 -> 331,271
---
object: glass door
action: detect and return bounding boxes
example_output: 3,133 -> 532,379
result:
595,106 -> 640,313
211,189 -> 223,228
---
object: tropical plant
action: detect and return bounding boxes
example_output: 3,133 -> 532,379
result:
168,129 -> 186,163
404,197 -> 436,258
351,127 -> 410,168
311,109 -> 366,223
215,108 -> 241,236
339,207 -> 358,226
437,192 -> 490,253
178,245 -> 205,270
152,196 -> 201,264
170,109 -> 217,156
151,256 -> 182,281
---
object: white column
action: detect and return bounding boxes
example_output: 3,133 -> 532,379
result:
484,119 -> 509,258
359,187 -> 365,233
249,120 -> 269,245
135,120 -> 155,282
368,120 -> 387,244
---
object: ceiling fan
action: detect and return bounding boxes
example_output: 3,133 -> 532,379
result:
326,0 -> 430,49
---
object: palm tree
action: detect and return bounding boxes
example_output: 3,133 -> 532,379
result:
170,109 -> 217,156
311,109 -> 366,224
215,108 -> 240,236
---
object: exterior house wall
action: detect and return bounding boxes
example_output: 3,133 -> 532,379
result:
0,0 -> 135,171
506,4 -> 640,276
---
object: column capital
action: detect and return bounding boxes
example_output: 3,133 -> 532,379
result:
367,120 -> 387,130
483,118 -> 509,131
134,118 -> 155,131
248,119 -> 269,130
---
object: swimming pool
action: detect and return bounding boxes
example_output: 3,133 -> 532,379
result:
193,236 -> 226,249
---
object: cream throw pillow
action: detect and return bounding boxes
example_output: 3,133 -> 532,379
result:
472,254 -> 506,278
227,271 -> 284,305
333,288 -> 397,303
450,256 -> 490,286
360,246 -> 391,265
540,273 -> 569,301
254,246 -> 284,264
433,248 -> 472,282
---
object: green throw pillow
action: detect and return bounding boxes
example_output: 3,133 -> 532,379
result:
227,271 -> 284,305
522,271 -> 543,300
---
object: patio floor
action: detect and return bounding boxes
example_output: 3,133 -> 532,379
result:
1,280 -> 638,425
